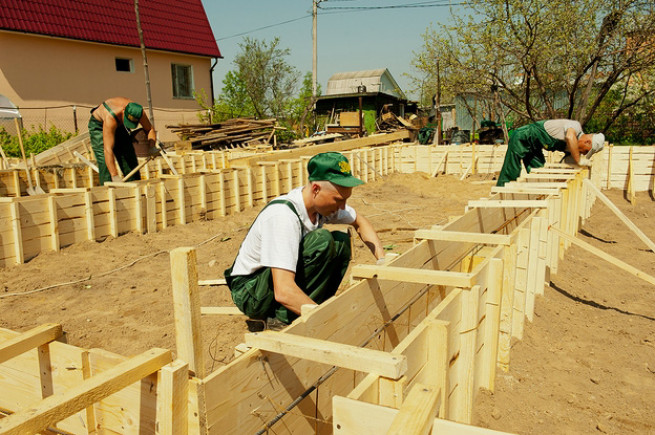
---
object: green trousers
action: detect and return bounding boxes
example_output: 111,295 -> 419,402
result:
88,117 -> 141,185
225,228 -> 351,324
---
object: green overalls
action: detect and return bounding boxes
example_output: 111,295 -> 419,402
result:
224,200 -> 352,325
88,102 -> 141,185
496,121 -> 567,186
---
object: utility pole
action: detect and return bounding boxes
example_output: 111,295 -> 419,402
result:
134,0 -> 155,124
312,0 -> 324,99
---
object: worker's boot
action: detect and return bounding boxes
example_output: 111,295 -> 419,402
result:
265,317 -> 287,331
245,319 -> 266,332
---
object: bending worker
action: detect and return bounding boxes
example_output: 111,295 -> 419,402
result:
88,97 -> 156,184
224,152 -> 385,330
496,119 -> 605,186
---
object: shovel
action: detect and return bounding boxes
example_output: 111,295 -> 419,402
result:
14,118 -> 45,195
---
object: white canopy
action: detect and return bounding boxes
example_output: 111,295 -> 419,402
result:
0,94 -> 20,119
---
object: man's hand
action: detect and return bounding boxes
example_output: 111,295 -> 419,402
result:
111,174 -> 123,182
147,146 -> 161,157
578,157 -> 591,167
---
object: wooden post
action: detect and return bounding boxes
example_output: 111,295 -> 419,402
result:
525,217 -> 541,322
246,168 -> 254,208
199,174 -> 207,218
498,242 -> 517,372
134,186 -> 143,234
628,146 -> 636,205
178,177 -> 186,225
160,181 -> 168,229
108,188 -> 118,238
512,228 -> 529,340
84,191 -> 96,241
260,165 -> 268,203
146,184 -> 157,233
48,196 -> 59,252
482,258 -> 503,390
453,285 -> 479,424
219,171 -> 226,216
428,320 -> 449,418
170,247 -> 205,377
156,359 -> 189,435
233,169 -> 241,213
606,143 -> 613,189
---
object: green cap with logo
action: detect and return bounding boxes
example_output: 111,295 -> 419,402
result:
123,102 -> 143,130
308,152 -> 364,187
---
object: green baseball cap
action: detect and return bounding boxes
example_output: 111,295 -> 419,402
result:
123,102 -> 143,130
308,152 -> 364,187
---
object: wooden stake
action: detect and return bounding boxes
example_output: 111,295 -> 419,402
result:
84,191 -> 96,241
583,179 -> 655,253
48,196 -> 59,252
156,359 -> 189,435
10,200 -> 24,264
170,247 -> 205,377
551,226 -> 655,286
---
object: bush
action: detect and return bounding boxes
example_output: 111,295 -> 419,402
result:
0,125 -> 74,158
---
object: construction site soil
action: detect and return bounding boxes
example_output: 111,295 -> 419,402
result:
1,172 -> 654,434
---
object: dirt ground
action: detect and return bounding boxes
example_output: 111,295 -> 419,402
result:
1,173 -> 654,434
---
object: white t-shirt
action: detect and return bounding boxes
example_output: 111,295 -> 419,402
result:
543,119 -> 583,140
231,186 -> 357,276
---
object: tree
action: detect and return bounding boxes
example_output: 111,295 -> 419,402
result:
411,0 -> 655,135
287,72 -> 321,136
233,37 -> 300,119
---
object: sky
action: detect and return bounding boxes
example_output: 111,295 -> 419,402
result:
201,1 -> 466,102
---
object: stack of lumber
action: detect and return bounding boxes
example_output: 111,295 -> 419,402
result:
167,118 -> 276,150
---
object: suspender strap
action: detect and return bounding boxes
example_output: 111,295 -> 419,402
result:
102,102 -> 119,122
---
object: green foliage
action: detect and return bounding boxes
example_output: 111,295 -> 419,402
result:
0,125 -> 74,158
411,0 -> 655,136
233,37 -> 300,119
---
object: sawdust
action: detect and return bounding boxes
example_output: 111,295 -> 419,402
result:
1,173 -> 654,434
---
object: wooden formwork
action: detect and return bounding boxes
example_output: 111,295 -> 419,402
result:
0,164 -> 596,434
0,143 -> 400,267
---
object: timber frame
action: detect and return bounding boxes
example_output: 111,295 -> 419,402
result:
1,159 -> 601,434
1,131 -> 654,433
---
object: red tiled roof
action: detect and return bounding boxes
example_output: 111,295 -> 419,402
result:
1,0 -> 221,58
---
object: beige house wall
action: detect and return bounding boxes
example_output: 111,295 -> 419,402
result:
0,30 -> 217,141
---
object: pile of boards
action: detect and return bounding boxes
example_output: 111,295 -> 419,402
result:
167,117 -> 276,150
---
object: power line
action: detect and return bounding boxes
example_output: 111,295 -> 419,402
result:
216,14 -> 311,41
214,1 -> 466,42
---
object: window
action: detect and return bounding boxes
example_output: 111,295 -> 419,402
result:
115,58 -> 133,72
172,64 -> 194,99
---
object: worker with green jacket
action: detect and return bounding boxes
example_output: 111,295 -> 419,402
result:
496,119 -> 605,186
88,97 -> 156,185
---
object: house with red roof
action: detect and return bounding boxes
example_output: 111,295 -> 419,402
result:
0,0 -> 221,140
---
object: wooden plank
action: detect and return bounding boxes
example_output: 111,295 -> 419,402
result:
245,331 -> 407,379
415,229 -> 511,246
10,200 -> 23,264
170,247 -> 205,377
0,348 -> 171,435
551,226 -> 655,286
467,200 -> 548,209
490,186 -> 561,195
200,307 -> 244,316
333,395 -> 397,434
387,383 -> 439,435
351,265 -> 474,288
583,179 -> 655,253
453,286 -> 480,424
156,359 -> 189,435
0,323 -> 63,364
481,258 -> 503,390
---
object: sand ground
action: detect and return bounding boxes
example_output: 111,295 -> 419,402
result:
1,173 -> 653,434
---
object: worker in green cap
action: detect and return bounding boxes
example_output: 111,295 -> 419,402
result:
224,152 -> 385,331
497,119 -> 605,186
88,97 -> 157,184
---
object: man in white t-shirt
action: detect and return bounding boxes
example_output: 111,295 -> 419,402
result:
224,152 -> 385,329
